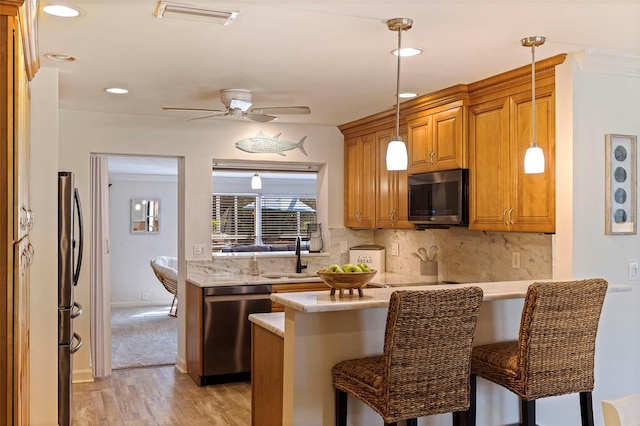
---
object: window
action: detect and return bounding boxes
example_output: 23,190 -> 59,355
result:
211,169 -> 318,253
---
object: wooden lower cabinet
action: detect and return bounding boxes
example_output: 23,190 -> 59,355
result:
251,323 -> 283,426
270,282 -> 330,312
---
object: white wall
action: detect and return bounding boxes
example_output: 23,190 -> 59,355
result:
29,68 -> 60,425
56,110 -> 344,385
550,53 -> 640,425
109,174 -> 178,305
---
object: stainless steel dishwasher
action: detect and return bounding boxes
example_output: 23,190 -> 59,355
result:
202,284 -> 271,382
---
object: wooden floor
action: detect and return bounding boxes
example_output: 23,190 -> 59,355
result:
72,366 -> 251,425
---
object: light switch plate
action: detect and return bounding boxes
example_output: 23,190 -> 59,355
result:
194,244 -> 206,256
629,259 -> 639,280
340,240 -> 348,254
391,242 -> 399,256
512,251 -> 521,269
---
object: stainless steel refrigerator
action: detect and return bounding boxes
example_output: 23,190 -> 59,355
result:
58,172 -> 84,426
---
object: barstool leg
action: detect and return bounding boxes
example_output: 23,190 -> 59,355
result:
461,374 -> 476,426
520,399 -> 536,426
580,391 -> 595,426
335,388 -> 347,426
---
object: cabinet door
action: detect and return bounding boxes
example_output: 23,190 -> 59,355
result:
376,129 -> 412,229
432,106 -> 466,171
469,97 -> 511,231
509,87 -> 555,232
14,236 -> 31,426
407,114 -> 433,174
344,134 -> 375,228
14,26 -> 30,242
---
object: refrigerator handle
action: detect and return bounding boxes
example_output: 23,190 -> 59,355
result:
71,333 -> 83,354
73,187 -> 83,286
71,302 -> 83,319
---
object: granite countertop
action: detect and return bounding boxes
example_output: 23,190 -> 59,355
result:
269,280 -> 632,314
248,312 -> 285,338
185,270 -> 426,288
186,272 -> 323,287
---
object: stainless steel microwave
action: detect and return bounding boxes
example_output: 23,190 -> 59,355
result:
408,169 -> 469,226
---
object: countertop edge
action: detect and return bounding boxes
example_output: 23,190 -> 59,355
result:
270,281 -> 632,314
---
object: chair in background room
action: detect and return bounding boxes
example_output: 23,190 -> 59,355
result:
467,278 -> 608,426
332,287 -> 484,426
602,394 -> 640,426
150,256 -> 178,317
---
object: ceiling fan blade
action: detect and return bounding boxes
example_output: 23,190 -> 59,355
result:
250,106 -> 311,115
187,112 -> 228,121
162,106 -> 222,112
245,112 -> 277,123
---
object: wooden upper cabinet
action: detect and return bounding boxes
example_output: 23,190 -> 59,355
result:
344,133 -> 376,228
469,85 -> 555,233
407,104 -> 466,174
509,87 -> 555,232
376,128 -> 412,229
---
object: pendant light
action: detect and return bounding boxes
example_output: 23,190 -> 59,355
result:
385,18 -> 413,171
522,36 -> 546,174
251,173 -> 262,189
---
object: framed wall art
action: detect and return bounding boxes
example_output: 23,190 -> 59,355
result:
605,134 -> 637,235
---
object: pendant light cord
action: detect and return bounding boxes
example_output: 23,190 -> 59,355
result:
394,27 -> 402,141
531,44 -> 537,148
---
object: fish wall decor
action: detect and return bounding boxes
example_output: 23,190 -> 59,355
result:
234,131 -> 308,156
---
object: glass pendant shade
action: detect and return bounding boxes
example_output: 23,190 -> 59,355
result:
386,139 -> 408,171
524,144 -> 545,174
251,173 -> 262,189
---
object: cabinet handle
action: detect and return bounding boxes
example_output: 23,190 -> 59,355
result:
502,208 -> 509,226
508,208 -> 514,225
356,211 -> 361,223
390,209 -> 396,224
429,151 -> 435,166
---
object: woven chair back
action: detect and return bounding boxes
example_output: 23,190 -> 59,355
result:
150,256 -> 178,296
382,287 -> 483,419
518,278 -> 608,398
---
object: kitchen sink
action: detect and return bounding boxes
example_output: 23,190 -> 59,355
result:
260,272 -> 317,279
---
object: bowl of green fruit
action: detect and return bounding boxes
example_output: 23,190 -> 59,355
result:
316,263 -> 377,297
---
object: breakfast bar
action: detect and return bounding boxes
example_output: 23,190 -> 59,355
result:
250,280 -> 630,426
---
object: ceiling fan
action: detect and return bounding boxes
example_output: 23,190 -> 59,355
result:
162,88 -> 311,122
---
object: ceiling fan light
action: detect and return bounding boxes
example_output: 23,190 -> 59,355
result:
230,98 -> 252,112
251,173 -> 262,190
392,47 -> 423,57
386,139 -> 408,171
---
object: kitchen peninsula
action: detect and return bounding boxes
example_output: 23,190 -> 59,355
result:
251,280 -> 630,426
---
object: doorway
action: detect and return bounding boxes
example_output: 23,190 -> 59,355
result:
91,154 -> 181,374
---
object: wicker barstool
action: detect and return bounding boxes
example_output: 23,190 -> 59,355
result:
466,278 -> 608,426
332,287 -> 484,426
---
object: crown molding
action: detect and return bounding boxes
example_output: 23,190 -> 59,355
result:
577,49 -> 640,78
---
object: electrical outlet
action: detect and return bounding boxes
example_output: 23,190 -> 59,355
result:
194,244 -> 205,256
340,240 -> 348,254
391,242 -> 399,256
142,292 -> 149,300
512,251 -> 521,269
629,259 -> 639,280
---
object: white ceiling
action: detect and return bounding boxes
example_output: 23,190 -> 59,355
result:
38,0 -> 640,130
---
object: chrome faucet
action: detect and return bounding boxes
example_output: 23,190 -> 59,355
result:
295,237 -> 308,273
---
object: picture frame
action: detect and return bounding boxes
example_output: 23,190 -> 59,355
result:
605,134 -> 637,235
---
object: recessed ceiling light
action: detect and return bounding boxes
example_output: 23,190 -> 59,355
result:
42,4 -> 81,17
399,92 -> 417,99
392,47 -> 423,57
44,53 -> 77,62
105,87 -> 129,94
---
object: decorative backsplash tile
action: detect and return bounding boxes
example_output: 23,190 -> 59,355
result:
189,226 -> 552,284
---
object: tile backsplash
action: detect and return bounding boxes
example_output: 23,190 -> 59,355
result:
189,226 -> 552,283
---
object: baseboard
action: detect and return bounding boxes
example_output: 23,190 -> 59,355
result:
175,355 -> 187,373
72,368 -> 94,383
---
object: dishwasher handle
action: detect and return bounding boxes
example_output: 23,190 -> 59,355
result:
205,293 -> 271,303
